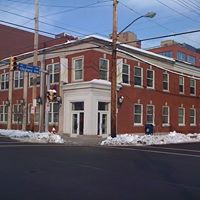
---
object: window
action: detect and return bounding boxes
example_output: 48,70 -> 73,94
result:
187,55 -> 196,65
0,105 -> 8,122
134,67 -> 143,87
162,106 -> 169,125
122,64 -> 130,84
178,107 -> 185,126
146,105 -> 154,124
49,102 -> 59,123
190,78 -> 196,95
48,63 -> 60,84
147,69 -> 154,88
14,71 -> 24,88
98,102 -> 108,111
0,73 -> 9,90
13,104 -> 23,123
29,74 -> 40,86
134,104 -> 143,125
72,102 -> 84,111
177,51 -> 186,61
160,51 -> 173,58
179,76 -> 184,93
28,104 -> 39,124
73,58 -> 83,81
190,108 -> 196,126
99,59 -> 109,80
163,72 -> 169,91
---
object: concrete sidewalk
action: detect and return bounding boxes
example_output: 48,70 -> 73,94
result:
60,134 -> 105,146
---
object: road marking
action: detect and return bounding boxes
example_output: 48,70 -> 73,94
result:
104,146 -> 200,158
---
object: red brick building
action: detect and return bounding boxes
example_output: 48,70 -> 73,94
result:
1,35 -> 200,137
149,40 -> 200,67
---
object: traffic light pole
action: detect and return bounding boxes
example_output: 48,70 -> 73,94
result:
30,0 -> 39,132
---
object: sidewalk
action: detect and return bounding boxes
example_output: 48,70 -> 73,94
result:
60,134 -> 105,146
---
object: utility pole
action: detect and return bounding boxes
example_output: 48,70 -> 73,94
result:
111,0 -> 118,138
30,0 -> 39,132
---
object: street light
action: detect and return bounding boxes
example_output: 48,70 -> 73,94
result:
111,0 -> 156,138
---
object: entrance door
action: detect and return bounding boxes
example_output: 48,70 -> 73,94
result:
97,112 -> 108,135
72,112 -> 84,135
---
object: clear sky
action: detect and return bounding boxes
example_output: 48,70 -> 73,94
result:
1,0 -> 200,49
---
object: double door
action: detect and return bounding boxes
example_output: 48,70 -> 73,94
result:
72,112 -> 84,135
97,112 -> 108,135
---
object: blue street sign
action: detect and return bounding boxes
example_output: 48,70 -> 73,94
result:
18,63 -> 40,74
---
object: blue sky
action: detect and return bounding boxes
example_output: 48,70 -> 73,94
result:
1,0 -> 200,49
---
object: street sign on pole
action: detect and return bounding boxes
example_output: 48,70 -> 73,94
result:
18,63 -> 40,74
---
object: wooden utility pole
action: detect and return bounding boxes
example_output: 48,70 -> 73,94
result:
111,0 -> 118,138
30,0 -> 39,132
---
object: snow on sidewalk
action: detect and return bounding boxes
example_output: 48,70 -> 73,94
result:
0,129 -> 64,144
101,131 -> 200,146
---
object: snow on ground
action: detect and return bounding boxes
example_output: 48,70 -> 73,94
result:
0,129 -> 64,144
101,131 -> 200,146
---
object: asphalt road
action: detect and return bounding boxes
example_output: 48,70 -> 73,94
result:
0,138 -> 200,200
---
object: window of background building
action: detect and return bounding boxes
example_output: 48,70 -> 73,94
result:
134,104 -> 143,125
122,63 -> 130,84
187,55 -> 196,65
0,73 -> 9,90
28,104 -> 39,123
190,108 -> 196,126
160,51 -> 173,58
179,76 -> 184,94
190,78 -> 196,95
29,74 -> 40,86
147,69 -> 154,88
178,107 -> 185,126
134,67 -> 143,87
0,105 -> 8,122
14,71 -> 24,88
177,51 -> 186,61
99,58 -> 109,80
49,102 -> 59,123
162,106 -> 169,125
163,72 -> 169,91
146,105 -> 154,124
13,104 -> 23,123
48,63 -> 60,84
73,58 -> 83,81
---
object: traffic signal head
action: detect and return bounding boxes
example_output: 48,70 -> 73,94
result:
47,89 -> 57,102
9,56 -> 18,71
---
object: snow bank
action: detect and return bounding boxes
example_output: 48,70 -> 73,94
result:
101,131 -> 200,146
0,129 -> 64,144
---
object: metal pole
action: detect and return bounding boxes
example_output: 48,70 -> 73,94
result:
30,0 -> 39,132
45,71 -> 50,132
111,0 -> 118,138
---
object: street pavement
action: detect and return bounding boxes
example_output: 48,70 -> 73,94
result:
0,138 -> 200,200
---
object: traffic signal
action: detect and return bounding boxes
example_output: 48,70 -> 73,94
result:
47,89 -> 57,102
9,56 -> 18,71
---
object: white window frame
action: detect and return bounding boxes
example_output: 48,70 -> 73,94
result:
163,72 -> 169,91
134,104 -> 143,126
99,58 -> 109,81
178,107 -> 185,126
13,104 -> 23,123
0,73 -> 9,90
122,63 -> 130,85
179,76 -> 184,94
29,73 -> 40,87
47,63 -> 60,84
146,105 -> 154,125
49,102 -> 59,124
0,105 -> 8,123
28,104 -> 39,124
190,78 -> 196,95
162,106 -> 170,126
134,66 -> 143,87
72,57 -> 84,81
147,69 -> 155,89
14,71 -> 24,88
190,108 -> 196,126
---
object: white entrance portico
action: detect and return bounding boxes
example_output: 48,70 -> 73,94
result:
62,79 -> 111,137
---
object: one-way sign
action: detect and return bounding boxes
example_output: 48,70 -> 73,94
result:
18,63 -> 40,74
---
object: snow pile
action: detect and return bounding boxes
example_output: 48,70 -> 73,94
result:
101,131 -> 200,146
0,129 -> 64,144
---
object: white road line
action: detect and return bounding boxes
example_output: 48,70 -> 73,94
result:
104,146 -> 200,158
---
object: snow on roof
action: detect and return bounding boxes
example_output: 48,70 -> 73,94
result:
90,79 -> 111,85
